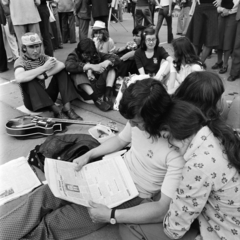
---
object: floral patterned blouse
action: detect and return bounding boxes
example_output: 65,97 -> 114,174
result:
163,126 -> 240,239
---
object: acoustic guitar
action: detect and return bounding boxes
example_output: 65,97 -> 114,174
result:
6,115 -> 118,137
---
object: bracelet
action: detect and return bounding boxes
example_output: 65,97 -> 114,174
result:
43,72 -> 48,79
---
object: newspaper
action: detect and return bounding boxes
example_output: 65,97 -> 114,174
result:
44,156 -> 139,208
0,157 -> 42,206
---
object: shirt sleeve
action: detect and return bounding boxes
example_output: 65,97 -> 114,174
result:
163,163 -> 212,239
161,150 -> 185,198
65,51 -> 86,73
158,46 -> 169,60
14,57 -> 25,71
134,49 -> 144,70
118,122 -> 132,144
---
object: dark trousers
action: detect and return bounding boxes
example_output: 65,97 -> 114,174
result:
117,59 -> 138,78
78,18 -> 90,41
60,12 -> 76,43
149,4 -> 156,25
38,5 -> 54,57
135,6 -> 152,27
155,6 -> 173,43
230,20 -> 240,78
0,25 -> 8,72
20,69 -> 78,111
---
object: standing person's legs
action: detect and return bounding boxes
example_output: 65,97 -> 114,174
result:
177,7 -> 184,34
135,7 -> 144,27
155,8 -> 165,40
3,21 -> 19,59
142,6 -> 153,27
229,21 -> 240,80
149,3 -> 155,25
61,12 -> 69,43
68,12 -> 76,43
0,25 -> 8,72
182,6 -> 190,34
78,18 -> 90,41
13,25 -> 26,51
38,5 -> 54,56
163,6 -> 173,43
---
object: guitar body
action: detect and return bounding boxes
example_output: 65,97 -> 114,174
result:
6,117 -> 63,137
6,115 -> 118,137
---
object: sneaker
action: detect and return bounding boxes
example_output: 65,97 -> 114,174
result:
54,111 -> 69,119
63,108 -> 83,120
94,98 -> 111,112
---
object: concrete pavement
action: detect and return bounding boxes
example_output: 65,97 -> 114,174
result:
0,12 -> 239,240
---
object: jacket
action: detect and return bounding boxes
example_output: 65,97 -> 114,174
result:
65,49 -> 121,74
75,0 -> 91,19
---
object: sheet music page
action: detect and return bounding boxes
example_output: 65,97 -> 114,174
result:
45,156 -> 139,208
0,157 -> 42,206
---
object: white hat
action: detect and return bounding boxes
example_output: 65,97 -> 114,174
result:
92,21 -> 106,30
21,32 -> 42,46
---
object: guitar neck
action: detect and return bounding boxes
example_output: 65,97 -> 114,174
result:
50,118 -> 98,126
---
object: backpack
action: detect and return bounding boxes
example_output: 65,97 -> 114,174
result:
27,134 -> 100,172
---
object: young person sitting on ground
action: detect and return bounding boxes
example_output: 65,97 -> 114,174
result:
14,32 -> 82,120
134,27 -> 173,82
118,100 -> 240,240
91,20 -> 116,54
65,38 -> 121,111
0,78 -> 188,240
173,71 -> 240,132
115,25 -> 146,79
167,37 -> 205,94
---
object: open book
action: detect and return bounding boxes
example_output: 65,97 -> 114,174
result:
44,156 -> 139,208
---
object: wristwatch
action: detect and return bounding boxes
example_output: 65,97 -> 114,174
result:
43,72 -> 48,80
110,209 -> 117,225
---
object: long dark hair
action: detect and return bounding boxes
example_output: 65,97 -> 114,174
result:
75,38 -> 100,64
172,37 -> 205,72
162,100 -> 240,172
91,29 -> 109,42
119,78 -> 172,139
140,27 -> 159,51
173,71 -> 225,119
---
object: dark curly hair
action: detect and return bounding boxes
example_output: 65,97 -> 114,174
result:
119,78 -> 172,139
140,27 -> 160,51
173,71 -> 224,120
161,100 -> 240,172
172,37 -> 205,72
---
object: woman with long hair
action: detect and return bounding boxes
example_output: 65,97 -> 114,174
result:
173,71 -> 240,131
167,37 -> 205,93
161,100 -> 240,239
91,20 -> 116,53
134,27 -> 173,81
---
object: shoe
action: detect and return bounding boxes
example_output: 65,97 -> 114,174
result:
54,111 -> 69,119
176,33 -> 182,35
227,75 -> 238,82
219,65 -> 228,74
0,68 -> 8,73
103,96 -> 113,108
58,45 -> 63,49
63,108 -> 83,120
94,98 -> 111,112
211,61 -> 223,70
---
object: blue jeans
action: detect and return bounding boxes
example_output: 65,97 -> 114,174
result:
135,6 -> 153,27
155,6 -> 173,43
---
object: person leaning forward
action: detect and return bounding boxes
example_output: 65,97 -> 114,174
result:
65,38 -> 121,111
14,32 -> 82,120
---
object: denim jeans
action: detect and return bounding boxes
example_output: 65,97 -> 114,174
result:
155,6 -> 173,43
